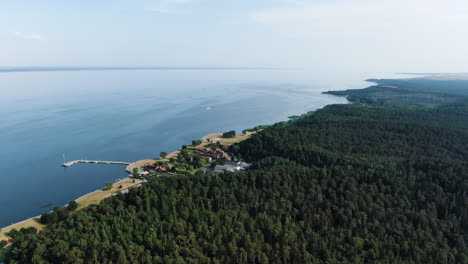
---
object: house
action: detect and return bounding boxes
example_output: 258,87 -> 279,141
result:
189,155 -> 195,162
195,145 -> 232,162
238,161 -> 251,169
154,166 -> 167,172
214,165 -> 232,173
225,161 -> 251,169
214,161 -> 251,173
214,164 -> 241,173
225,161 -> 239,166
202,156 -> 213,162
144,163 -> 155,170
205,147 -> 213,152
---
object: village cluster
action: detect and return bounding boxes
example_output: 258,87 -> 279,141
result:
133,141 -> 251,179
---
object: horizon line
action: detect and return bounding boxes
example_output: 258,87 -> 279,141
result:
0,66 -> 283,73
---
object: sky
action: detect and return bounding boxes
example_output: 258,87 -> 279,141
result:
1,0 -> 468,73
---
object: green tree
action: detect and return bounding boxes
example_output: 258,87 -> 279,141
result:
40,211 -> 58,224
133,168 -> 140,179
103,182 -> 113,191
22,227 -> 37,235
67,200 -> 78,211
192,140 -> 202,146
222,130 -> 236,138
54,207 -> 69,220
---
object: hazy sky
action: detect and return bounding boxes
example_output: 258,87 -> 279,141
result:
1,0 -> 467,72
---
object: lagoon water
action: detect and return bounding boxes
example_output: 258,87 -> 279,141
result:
0,69 -> 408,227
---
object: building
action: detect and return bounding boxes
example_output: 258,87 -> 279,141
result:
202,156 -> 213,162
214,165 -> 232,173
214,161 -> 251,173
154,166 -> 167,172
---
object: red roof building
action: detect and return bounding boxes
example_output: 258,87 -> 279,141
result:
155,166 -> 167,172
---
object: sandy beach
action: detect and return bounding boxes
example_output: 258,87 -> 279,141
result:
125,149 -> 181,173
0,177 -> 144,244
0,216 -> 44,244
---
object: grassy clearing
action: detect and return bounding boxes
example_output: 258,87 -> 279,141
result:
202,131 -> 256,145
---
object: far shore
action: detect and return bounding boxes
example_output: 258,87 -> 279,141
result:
1,131 -> 256,245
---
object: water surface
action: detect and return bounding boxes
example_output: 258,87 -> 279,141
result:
0,69 -> 409,227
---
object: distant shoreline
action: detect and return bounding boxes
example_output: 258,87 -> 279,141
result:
0,66 -> 274,73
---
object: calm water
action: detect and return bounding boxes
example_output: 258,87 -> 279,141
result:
0,69 -> 409,227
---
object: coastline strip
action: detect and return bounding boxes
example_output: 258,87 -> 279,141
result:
1,178 -> 144,244
1,131 -> 256,245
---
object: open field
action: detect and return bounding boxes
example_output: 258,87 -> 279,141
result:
202,131 -> 257,145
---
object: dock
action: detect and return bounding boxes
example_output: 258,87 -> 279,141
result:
62,160 -> 131,167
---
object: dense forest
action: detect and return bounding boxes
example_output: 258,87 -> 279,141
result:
324,77 -> 468,106
1,79 -> 468,263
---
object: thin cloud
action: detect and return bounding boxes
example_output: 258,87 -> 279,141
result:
148,0 -> 192,14
149,7 -> 171,13
168,0 -> 192,3
250,0 -> 468,37
248,0 -> 468,72
14,32 -> 46,41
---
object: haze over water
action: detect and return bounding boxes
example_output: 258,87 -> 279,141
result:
0,69 -> 410,227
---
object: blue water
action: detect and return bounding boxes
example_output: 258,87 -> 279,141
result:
0,69 -> 409,227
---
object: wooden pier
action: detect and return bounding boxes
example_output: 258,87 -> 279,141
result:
62,160 -> 131,167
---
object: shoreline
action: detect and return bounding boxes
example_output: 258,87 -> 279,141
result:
0,216 -> 43,241
0,177 -> 145,244
1,131 -> 255,243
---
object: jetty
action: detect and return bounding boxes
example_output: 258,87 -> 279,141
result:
62,160 -> 131,167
